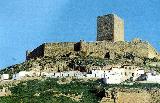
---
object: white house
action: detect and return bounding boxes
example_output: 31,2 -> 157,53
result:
47,71 -> 86,78
86,66 -> 126,84
12,71 -> 41,80
102,68 -> 126,84
1,74 -> 9,80
146,72 -> 160,83
12,71 -> 27,80
52,72 -> 61,78
132,69 -> 145,81
102,74 -> 124,84
91,69 -> 105,78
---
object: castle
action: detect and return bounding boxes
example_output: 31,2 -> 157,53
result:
26,14 -> 159,60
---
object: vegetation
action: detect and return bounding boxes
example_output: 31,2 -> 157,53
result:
0,78 -> 103,103
0,77 -> 160,102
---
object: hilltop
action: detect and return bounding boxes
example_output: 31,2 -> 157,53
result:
0,13 -> 160,103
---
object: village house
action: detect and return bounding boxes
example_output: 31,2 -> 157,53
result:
135,70 -> 160,83
146,73 -> 160,83
102,67 -> 126,84
120,65 -> 144,81
94,65 -> 145,84
86,65 -> 126,84
12,71 -> 40,80
1,74 -> 9,80
47,71 -> 86,78
7,64 -> 160,85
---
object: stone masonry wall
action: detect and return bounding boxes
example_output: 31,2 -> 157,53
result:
101,89 -> 160,103
79,41 -> 156,59
26,40 -> 158,60
147,43 -> 159,58
114,15 -> 124,42
26,44 -> 45,60
97,14 -> 124,42
43,42 -> 75,57
97,14 -> 114,41
116,90 -> 151,103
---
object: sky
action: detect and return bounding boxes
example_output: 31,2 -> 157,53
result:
0,0 -> 160,69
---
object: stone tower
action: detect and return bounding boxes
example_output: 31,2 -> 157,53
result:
97,14 -> 124,42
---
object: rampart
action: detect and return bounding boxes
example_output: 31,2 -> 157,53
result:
26,44 -> 45,60
80,40 -> 158,59
44,42 -> 75,57
26,40 -> 159,60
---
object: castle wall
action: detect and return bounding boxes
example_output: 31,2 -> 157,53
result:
79,41 -> 155,59
26,44 -> 45,60
116,90 -> 151,103
43,42 -> 75,57
26,40 -> 158,60
147,43 -> 158,58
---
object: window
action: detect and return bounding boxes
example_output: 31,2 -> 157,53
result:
125,72 -> 127,76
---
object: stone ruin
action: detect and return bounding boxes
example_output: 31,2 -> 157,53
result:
26,14 -> 160,60
97,14 -> 124,42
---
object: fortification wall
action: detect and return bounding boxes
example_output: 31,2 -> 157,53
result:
147,43 -> 158,58
26,44 -> 45,60
43,42 -> 75,57
26,40 -> 158,60
79,41 -> 155,59
101,89 -> 160,103
116,90 -> 151,103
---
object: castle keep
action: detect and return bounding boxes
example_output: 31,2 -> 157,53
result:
97,14 -> 124,42
26,14 -> 159,60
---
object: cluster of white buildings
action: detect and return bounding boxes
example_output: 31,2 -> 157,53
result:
1,65 -> 160,84
87,65 -> 145,84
